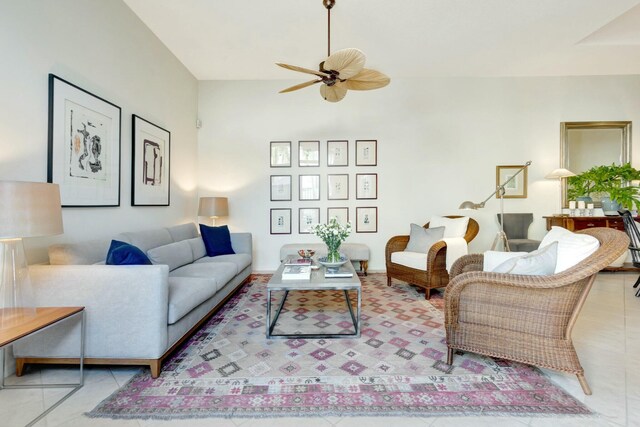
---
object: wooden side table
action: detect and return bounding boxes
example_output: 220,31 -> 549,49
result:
0,307 -> 85,427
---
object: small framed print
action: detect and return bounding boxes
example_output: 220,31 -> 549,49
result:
355,140 -> 377,166
356,173 -> 378,199
496,165 -> 528,198
299,140 -> 320,167
327,207 -> 349,226
327,174 -> 349,200
270,208 -> 291,234
299,174 -> 320,200
270,175 -> 292,201
132,115 -> 170,206
270,141 -> 291,167
356,207 -> 378,233
299,208 -> 320,234
327,140 -> 348,166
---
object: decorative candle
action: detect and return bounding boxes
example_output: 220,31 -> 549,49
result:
587,203 -> 594,209
578,201 -> 586,209
569,201 -> 576,209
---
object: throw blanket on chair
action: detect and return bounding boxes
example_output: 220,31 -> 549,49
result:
442,237 -> 468,271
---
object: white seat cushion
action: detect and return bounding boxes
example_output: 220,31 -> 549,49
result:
167,276 -> 220,324
539,226 -> 600,273
194,253 -> 252,275
391,251 -> 428,271
170,262 -> 237,288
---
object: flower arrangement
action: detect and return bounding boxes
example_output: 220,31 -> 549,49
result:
310,218 -> 352,262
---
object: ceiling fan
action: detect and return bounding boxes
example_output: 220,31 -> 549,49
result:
276,0 -> 390,102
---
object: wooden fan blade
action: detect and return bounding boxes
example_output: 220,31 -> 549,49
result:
276,63 -> 327,77
279,79 -> 321,93
320,83 -> 348,102
323,48 -> 365,79
343,69 -> 390,91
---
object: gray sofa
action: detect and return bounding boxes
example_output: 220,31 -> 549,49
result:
14,223 -> 251,378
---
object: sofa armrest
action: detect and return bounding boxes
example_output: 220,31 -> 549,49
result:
231,232 -> 252,255
14,264 -> 170,359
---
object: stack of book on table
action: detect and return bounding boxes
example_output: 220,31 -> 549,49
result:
324,265 -> 353,278
282,256 -> 312,280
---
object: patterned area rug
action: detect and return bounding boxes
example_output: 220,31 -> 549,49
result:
88,274 -> 591,419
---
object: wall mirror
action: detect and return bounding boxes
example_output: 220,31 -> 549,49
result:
560,121 -> 632,208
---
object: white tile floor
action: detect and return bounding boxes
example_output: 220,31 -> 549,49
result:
1,272 -> 639,427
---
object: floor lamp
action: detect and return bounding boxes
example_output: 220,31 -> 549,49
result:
0,181 -> 63,324
459,161 -> 532,251
198,197 -> 229,226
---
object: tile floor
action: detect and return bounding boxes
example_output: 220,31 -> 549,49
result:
1,272 -> 638,427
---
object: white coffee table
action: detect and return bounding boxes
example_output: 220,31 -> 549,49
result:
266,261 -> 361,339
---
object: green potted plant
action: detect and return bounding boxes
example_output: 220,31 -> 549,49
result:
567,163 -> 640,211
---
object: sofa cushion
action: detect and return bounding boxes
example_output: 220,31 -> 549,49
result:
391,251 -> 427,271
405,224 -> 444,253
49,239 -> 111,265
187,237 -> 207,260
429,216 -> 469,238
116,228 -> 173,253
166,223 -> 198,242
492,242 -> 558,275
106,240 -> 152,265
194,253 -> 252,274
539,226 -> 600,273
167,276 -> 220,324
200,224 -> 235,257
146,240 -> 194,271
170,261 -> 237,288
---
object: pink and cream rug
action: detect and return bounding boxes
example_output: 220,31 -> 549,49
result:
88,274 -> 591,419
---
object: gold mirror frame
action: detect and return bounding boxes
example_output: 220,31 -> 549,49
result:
560,121 -> 632,208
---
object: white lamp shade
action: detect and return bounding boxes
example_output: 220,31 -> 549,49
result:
198,197 -> 228,217
0,181 -> 63,239
545,168 -> 576,179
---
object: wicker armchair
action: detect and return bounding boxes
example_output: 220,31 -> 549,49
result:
444,227 -> 629,395
385,216 -> 479,299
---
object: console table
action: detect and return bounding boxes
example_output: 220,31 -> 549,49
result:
543,215 -> 636,271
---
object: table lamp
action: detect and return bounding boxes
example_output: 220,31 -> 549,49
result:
0,181 -> 63,320
198,197 -> 228,226
545,168 -> 576,214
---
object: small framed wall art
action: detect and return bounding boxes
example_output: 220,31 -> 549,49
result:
270,141 -> 291,167
132,115 -> 170,206
270,175 -> 292,201
270,208 -> 292,234
355,140 -> 377,166
299,174 -> 320,200
327,207 -> 349,226
356,207 -> 378,233
47,74 -> 122,207
496,165 -> 528,198
356,173 -> 378,199
327,140 -> 348,166
299,140 -> 320,167
299,208 -> 320,234
327,174 -> 349,200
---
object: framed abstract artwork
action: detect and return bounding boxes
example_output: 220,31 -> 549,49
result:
299,174 -> 320,200
355,140 -> 377,166
47,74 -> 121,207
327,207 -> 349,226
270,208 -> 292,234
299,208 -> 320,234
356,173 -> 378,199
270,175 -> 292,201
327,140 -> 348,166
132,115 -> 170,206
356,207 -> 378,233
270,141 -> 291,167
327,174 -> 349,200
496,165 -> 528,198
299,140 -> 320,167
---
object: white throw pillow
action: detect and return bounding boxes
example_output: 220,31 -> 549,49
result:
429,216 -> 469,238
405,225 -> 445,253
483,250 -> 527,272
492,242 -> 558,276
539,226 -> 600,273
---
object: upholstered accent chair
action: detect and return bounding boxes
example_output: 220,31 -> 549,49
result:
385,216 -> 479,299
497,213 -> 540,252
444,227 -> 629,395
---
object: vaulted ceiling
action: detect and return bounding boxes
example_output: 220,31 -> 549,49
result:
123,0 -> 640,80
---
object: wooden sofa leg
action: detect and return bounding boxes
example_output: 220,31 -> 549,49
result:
577,373 -> 592,395
387,276 -> 391,287
15,358 -> 25,377
361,261 -> 368,276
424,289 -> 431,300
447,348 -> 454,365
150,360 -> 161,378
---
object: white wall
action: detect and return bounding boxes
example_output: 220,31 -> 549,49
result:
0,0 -> 199,262
198,76 -> 640,271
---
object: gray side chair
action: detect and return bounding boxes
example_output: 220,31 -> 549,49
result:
497,213 -> 540,252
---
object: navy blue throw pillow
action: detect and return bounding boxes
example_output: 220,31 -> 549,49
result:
106,240 -> 152,265
199,224 -> 235,257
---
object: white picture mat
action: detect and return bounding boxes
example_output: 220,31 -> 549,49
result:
271,175 -> 292,201
356,207 -> 378,232
356,140 -> 377,166
327,174 -> 349,200
299,175 -> 320,200
328,207 -> 349,226
299,208 -> 320,234
299,141 -> 320,167
50,76 -> 120,206
271,209 -> 291,234
327,140 -> 348,166
133,116 -> 170,205
270,141 -> 291,167
356,174 -> 377,199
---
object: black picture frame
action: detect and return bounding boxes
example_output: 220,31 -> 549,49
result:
355,140 -> 377,166
270,175 -> 292,201
270,208 -> 292,234
299,208 -> 321,234
132,115 -> 171,206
